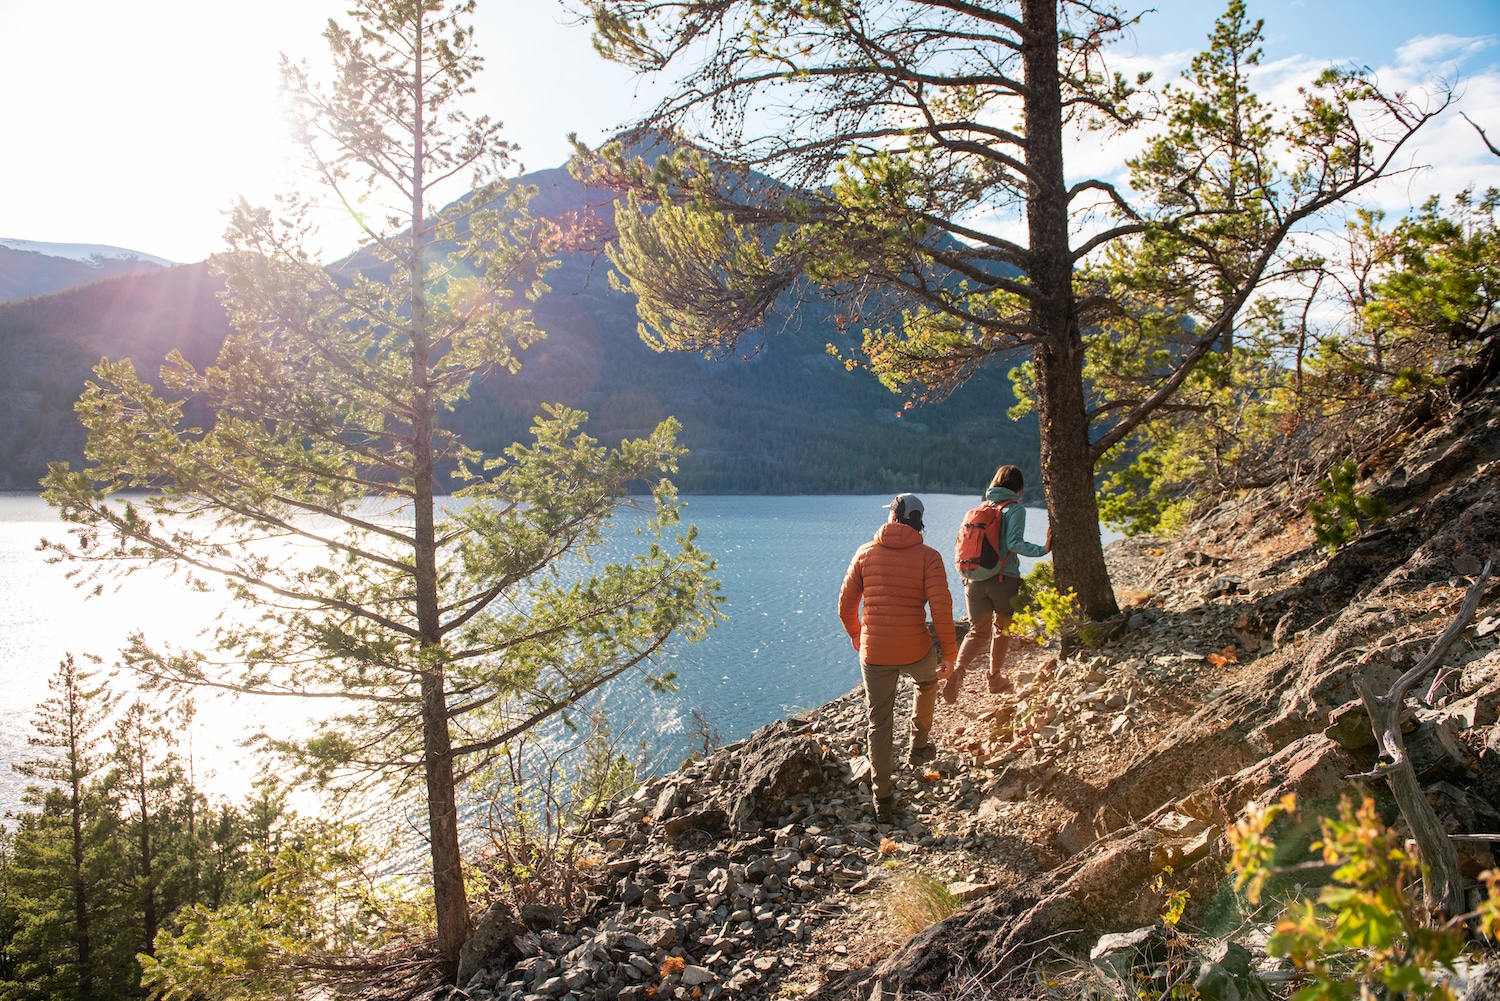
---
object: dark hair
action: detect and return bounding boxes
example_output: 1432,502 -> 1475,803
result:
891,496 -> 925,532
989,464 -> 1024,492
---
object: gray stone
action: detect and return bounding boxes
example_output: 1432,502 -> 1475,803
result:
458,902 -> 525,988
521,904 -> 563,930
662,807 -> 728,838
1090,925 -> 1166,977
640,915 -> 680,950
681,965 -> 715,987
1194,962 -> 1242,1001
617,934 -> 650,954
538,976 -> 570,997
1206,940 -> 1252,979
724,721 -> 828,831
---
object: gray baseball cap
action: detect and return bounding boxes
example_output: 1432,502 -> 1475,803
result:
888,493 -> 924,528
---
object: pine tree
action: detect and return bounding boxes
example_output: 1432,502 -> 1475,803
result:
577,0 -> 1437,617
42,0 -> 721,967
1,657 -> 133,1001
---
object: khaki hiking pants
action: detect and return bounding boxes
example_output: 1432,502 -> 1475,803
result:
861,644 -> 941,800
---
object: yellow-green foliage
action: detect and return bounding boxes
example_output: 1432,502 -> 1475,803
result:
141,821 -> 424,1001
1227,794 -> 1496,1001
1006,562 -> 1082,644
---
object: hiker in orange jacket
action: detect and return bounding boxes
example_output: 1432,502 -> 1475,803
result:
838,493 -> 958,823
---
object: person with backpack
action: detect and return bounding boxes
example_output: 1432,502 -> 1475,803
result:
838,493 -> 958,823
945,464 -> 1051,703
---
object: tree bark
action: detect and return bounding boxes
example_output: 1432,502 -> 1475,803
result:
133,742 -> 157,957
1021,0 -> 1118,620
409,12 -> 472,967
66,686 -> 92,1001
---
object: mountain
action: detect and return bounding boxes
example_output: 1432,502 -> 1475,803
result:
0,168 -> 1038,495
0,239 -> 172,302
0,263 -> 227,488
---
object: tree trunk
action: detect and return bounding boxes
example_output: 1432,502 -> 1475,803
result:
67,706 -> 92,1000
134,747 -> 157,957
1021,0 -> 1119,620
421,670 -> 469,964
409,17 -> 472,967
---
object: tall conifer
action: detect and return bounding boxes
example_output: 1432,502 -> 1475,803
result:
43,0 -> 720,966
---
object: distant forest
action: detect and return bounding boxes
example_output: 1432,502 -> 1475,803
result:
0,168 -> 1039,498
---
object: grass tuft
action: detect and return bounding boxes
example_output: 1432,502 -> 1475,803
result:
887,872 -> 961,938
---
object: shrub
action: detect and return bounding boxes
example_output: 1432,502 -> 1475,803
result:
1308,460 -> 1389,552
476,708 -> 643,917
1007,562 -> 1082,645
140,820 -> 421,1001
886,873 -> 959,938
1226,793 -> 1496,1001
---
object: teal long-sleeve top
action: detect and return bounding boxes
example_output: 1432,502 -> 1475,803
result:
984,486 -> 1048,578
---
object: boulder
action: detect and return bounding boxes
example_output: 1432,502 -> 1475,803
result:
1215,733 -> 1361,818
457,902 -> 524,988
724,721 -> 827,832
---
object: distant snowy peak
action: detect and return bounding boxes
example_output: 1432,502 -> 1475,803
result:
0,238 -> 174,268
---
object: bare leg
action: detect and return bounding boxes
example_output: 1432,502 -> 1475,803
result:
988,614 -> 1013,693
944,615 -> 994,703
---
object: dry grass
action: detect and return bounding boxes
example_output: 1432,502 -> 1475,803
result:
886,872 -> 961,939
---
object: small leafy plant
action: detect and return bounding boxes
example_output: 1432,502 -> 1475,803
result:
1227,793 -> 1490,1001
1308,460 -> 1389,553
1007,562 -> 1082,644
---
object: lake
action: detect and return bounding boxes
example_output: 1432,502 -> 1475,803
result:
0,493 -> 1099,815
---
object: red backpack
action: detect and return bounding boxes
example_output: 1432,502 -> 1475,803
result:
954,500 -> 1014,581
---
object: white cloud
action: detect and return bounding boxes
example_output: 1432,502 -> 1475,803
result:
1395,34 -> 1497,71
1041,29 -> 1500,252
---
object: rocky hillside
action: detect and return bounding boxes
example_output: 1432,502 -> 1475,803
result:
368,380 -> 1499,1001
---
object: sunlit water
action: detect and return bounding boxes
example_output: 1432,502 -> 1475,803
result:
0,493 -> 1098,816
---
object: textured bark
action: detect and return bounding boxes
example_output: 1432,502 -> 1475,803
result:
409,20 -> 472,965
68,710 -> 93,999
1021,0 -> 1118,620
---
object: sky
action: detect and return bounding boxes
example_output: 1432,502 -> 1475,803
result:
0,0 -> 1497,264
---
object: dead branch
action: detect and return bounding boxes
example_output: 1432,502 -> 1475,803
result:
1348,558 -> 1494,918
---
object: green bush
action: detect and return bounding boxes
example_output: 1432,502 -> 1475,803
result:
1309,460 -> 1389,552
1227,793 -> 1497,1001
1007,562 -> 1082,644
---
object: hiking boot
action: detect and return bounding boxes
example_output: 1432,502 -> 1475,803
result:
908,742 -> 938,767
873,795 -> 897,824
988,673 -> 1013,695
941,667 -> 965,704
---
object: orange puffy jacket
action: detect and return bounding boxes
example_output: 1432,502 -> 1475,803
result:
839,521 -> 958,666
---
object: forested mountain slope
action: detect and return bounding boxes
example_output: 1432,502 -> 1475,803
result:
0,242 -> 168,303
0,168 -> 1036,495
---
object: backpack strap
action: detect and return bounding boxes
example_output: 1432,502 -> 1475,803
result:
990,499 -> 1015,556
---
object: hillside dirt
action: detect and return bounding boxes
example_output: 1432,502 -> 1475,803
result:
361,379 -> 1500,1001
